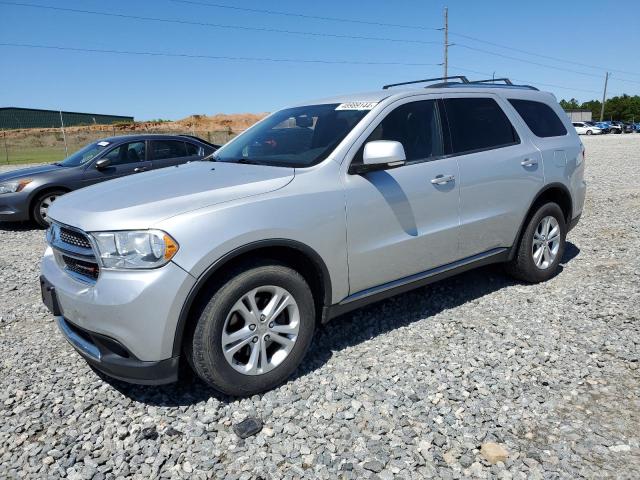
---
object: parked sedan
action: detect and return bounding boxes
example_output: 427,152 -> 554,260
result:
594,121 -> 611,133
572,122 -> 603,135
583,121 -> 607,133
0,134 -> 219,227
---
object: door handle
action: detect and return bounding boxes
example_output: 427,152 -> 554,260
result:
134,167 -> 147,173
431,174 -> 455,185
521,158 -> 538,167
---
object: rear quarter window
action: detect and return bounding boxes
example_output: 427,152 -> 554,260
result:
443,97 -> 519,154
508,99 -> 568,138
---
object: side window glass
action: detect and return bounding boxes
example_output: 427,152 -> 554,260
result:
103,142 -> 145,165
151,140 -> 188,160
444,97 -> 519,154
354,100 -> 443,164
508,99 -> 567,138
185,142 -> 200,156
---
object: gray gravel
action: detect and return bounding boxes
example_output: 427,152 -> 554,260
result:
1,134 -> 639,479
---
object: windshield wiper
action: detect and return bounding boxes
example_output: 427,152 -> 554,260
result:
228,158 -> 266,165
201,152 -> 218,162
52,162 -> 64,166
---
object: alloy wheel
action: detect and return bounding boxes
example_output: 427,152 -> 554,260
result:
221,285 -> 300,375
532,215 -> 560,270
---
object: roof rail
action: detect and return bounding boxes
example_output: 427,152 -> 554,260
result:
383,76 -> 469,90
470,78 -> 514,85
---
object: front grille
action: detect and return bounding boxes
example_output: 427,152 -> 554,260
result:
59,227 -> 92,249
61,255 -> 100,281
49,223 -> 101,283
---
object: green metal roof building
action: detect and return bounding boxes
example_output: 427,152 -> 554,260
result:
0,107 -> 134,129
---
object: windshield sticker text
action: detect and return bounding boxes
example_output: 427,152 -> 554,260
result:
335,102 -> 378,111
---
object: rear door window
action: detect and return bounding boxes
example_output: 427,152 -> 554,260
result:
151,140 -> 188,160
509,99 -> 568,137
443,97 -> 519,154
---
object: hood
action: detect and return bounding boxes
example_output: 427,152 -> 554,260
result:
48,161 -> 295,231
0,164 -> 63,182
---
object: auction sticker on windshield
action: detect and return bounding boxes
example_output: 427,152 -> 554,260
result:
97,141 -> 110,147
335,102 -> 378,111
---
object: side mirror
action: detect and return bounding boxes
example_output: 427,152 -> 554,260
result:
95,158 -> 111,170
350,140 -> 406,174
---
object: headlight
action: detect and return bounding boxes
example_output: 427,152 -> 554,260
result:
0,179 -> 32,194
90,230 -> 179,269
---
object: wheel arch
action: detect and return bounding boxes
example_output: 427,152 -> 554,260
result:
172,239 -> 332,356
509,183 -> 573,260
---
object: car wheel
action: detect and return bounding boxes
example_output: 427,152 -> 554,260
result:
586,130 -> 592,135
505,202 -> 566,283
32,190 -> 66,228
186,260 -> 316,396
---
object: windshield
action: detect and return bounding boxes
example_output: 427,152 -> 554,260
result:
213,103 -> 370,167
59,141 -> 110,167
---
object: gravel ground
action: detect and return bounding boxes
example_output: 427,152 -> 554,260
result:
1,134 -> 639,479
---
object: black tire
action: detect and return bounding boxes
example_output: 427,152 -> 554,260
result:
505,202 -> 566,283
185,260 -> 316,396
586,130 -> 592,135
31,190 -> 66,228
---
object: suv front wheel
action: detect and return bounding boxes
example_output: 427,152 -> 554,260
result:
186,261 -> 316,396
506,202 -> 566,283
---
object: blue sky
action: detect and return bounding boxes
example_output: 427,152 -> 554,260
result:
1,0 -> 639,120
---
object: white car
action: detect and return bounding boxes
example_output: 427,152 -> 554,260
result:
572,122 -> 602,135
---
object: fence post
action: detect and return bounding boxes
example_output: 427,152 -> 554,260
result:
2,129 -> 8,164
59,110 -> 68,157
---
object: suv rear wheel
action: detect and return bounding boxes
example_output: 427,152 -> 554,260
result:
506,202 -> 566,283
186,261 -> 315,396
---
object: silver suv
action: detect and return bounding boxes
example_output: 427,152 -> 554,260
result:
41,77 -> 586,396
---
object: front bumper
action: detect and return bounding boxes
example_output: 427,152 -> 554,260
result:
0,191 -> 31,222
55,316 -> 180,384
41,246 -> 196,369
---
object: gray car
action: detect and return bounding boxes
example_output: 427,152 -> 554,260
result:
0,134 -> 219,227
41,77 -> 586,396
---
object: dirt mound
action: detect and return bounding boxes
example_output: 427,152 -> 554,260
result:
177,113 -> 268,131
2,113 -> 269,140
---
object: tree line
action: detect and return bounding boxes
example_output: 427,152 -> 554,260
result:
560,95 -> 640,122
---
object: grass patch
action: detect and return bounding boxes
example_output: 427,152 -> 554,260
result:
2,147 -> 67,165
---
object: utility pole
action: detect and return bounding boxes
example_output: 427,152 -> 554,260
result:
443,7 -> 449,78
600,72 -> 609,121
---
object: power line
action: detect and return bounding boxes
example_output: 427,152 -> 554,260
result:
0,1 -> 441,46
5,1 -> 639,85
455,44 -> 640,85
449,65 -> 602,94
455,44 -> 603,79
3,1 -> 638,89
170,0 -> 640,79
0,42 -> 443,66
170,0 -> 439,31
449,31 -> 640,77
0,42 -> 607,96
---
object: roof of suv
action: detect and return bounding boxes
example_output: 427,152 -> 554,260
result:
299,84 -> 553,107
